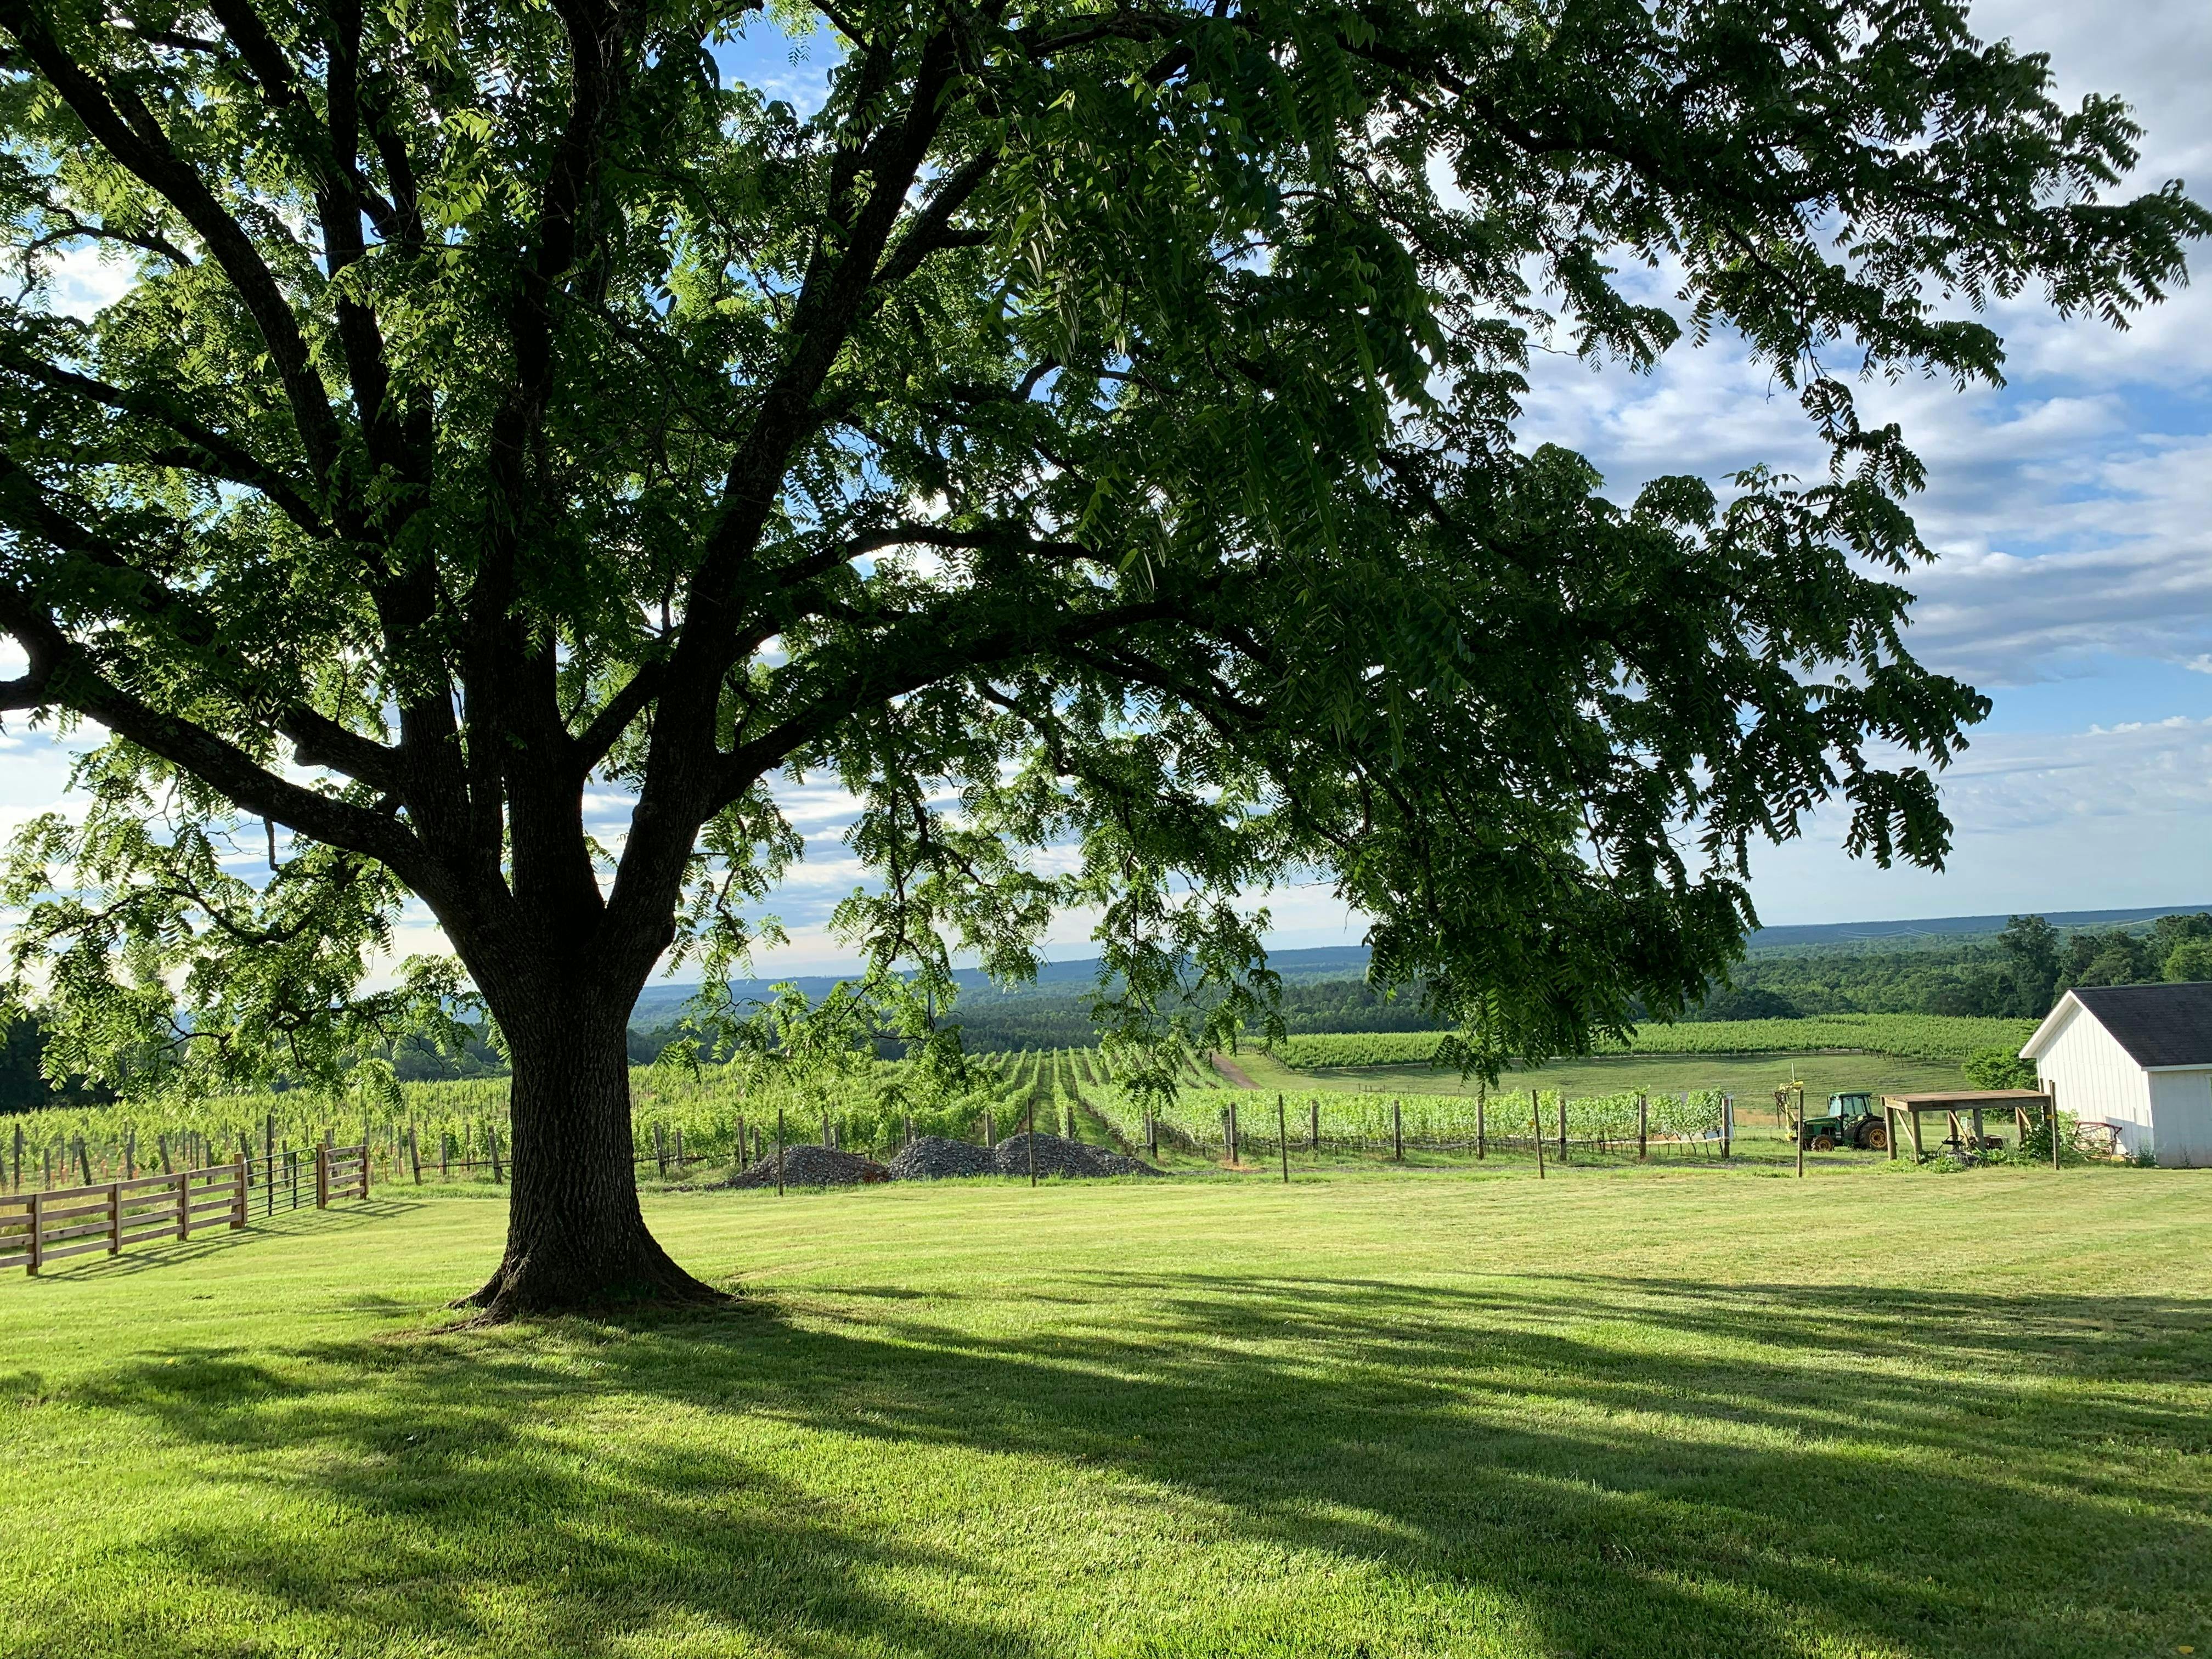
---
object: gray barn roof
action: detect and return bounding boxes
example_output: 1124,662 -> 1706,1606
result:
2068,983 -> 2212,1069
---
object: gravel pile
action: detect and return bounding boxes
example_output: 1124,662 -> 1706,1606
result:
992,1132 -> 1158,1179
725,1145 -> 892,1188
885,1136 -> 999,1180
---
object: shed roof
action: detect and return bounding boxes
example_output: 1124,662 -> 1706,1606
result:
1879,1090 -> 2047,1107
2026,982 -> 2212,1069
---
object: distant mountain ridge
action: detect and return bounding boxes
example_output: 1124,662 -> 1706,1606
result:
1742,903 -> 2212,950
629,910 -> 2212,1024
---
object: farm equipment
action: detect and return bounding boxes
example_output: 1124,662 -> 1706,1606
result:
1793,1090 -> 1889,1152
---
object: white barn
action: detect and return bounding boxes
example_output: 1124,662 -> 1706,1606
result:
2019,983 -> 2212,1167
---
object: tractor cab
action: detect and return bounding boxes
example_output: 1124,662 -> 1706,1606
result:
1828,1091 -> 1873,1121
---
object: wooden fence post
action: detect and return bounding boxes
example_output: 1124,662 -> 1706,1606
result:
1229,1102 -> 1240,1163
1796,1102 -> 1805,1178
177,1169 -> 192,1239
12,1124 -> 21,1193
1637,1093 -> 1649,1161
1531,1092 -> 1545,1181
488,1130 -> 501,1184
1721,1095 -> 1732,1160
775,1109 -> 786,1197
27,1190 -> 42,1274
108,1181 -> 121,1255
674,1128 -> 685,1172
1476,1085 -> 1486,1160
124,1130 -> 135,1181
656,1124 -> 669,1178
1279,1095 -> 1290,1183
1556,1096 -> 1568,1164
232,1158 -> 247,1228
1392,1098 -> 1403,1162
315,1143 -> 330,1209
409,1127 -> 422,1184
75,1136 -> 92,1187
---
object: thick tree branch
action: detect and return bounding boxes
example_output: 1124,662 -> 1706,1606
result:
0,0 -> 344,478
873,148 -> 1001,286
0,580 -> 427,879
568,659 -> 664,776
1,354 -> 330,537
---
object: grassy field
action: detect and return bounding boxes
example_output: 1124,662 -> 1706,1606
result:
3,1164 -> 2208,1657
1268,1017 -> 2038,1070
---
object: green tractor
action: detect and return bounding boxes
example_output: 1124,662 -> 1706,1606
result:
1793,1090 -> 1889,1152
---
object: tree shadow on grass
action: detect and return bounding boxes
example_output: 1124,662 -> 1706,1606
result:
15,1273 -> 2212,1658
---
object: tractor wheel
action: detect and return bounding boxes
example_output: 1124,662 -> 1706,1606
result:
1865,1122 -> 1889,1151
1810,1133 -> 1837,1152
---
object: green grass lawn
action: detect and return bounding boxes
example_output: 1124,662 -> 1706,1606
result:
4,1164 -> 2208,1658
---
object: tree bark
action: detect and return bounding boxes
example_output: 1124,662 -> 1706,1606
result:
455,980 -> 724,1321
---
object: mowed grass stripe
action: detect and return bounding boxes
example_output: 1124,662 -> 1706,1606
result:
2,1166 -> 2207,1658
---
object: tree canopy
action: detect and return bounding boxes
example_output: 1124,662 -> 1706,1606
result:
0,0 -> 2203,1309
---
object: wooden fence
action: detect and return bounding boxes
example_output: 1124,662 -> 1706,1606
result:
315,1142 -> 370,1206
0,1143 -> 373,1277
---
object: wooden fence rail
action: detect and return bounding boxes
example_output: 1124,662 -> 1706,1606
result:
0,1143 -> 374,1277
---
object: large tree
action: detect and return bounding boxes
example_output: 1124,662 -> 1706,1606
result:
0,0 -> 2202,1314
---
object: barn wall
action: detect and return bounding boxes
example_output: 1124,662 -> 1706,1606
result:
2146,1070 -> 2212,1167
2034,1004 -> 2154,1157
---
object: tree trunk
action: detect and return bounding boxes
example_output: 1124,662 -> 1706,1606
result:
455,985 -> 723,1321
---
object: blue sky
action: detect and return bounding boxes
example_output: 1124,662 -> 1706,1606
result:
4,1 -> 2210,978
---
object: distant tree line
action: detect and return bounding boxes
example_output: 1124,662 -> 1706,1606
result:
1694,913 -> 2212,1022
12,914 -> 2202,1104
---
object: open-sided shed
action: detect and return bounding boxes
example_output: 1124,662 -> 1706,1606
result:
1880,1090 -> 2054,1163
